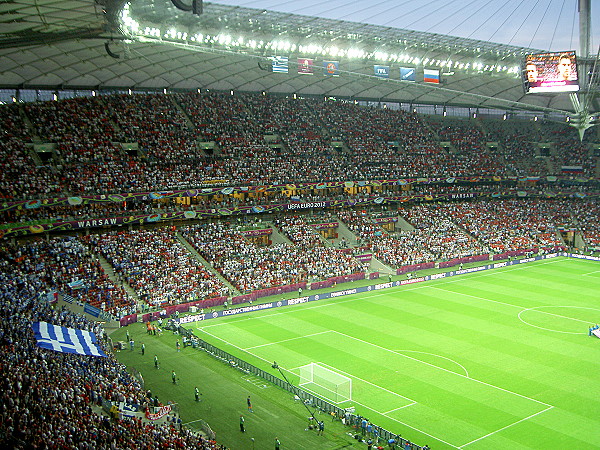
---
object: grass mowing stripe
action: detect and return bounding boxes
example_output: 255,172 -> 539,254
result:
331,330 -> 551,407
243,330 -> 332,350
458,406 -> 554,448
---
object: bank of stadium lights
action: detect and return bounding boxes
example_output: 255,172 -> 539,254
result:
120,6 -> 521,75
121,3 -> 139,34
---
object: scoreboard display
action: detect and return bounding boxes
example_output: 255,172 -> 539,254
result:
522,50 -> 579,94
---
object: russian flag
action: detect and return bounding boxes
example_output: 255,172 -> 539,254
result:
424,69 -> 440,84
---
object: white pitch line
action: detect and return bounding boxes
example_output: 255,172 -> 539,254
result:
522,308 -> 591,325
332,330 -> 552,407
458,406 -> 554,448
182,418 -> 205,426
199,328 -> 275,366
313,361 -> 417,404
349,399 -> 460,449
188,259 -> 568,448
243,330 -> 332,350
383,403 -> 417,414
393,350 -> 469,378
581,269 -> 600,276
432,286 -> 595,325
429,286 -> 525,309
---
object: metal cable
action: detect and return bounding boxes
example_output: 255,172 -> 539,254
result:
548,0 -> 567,51
380,0 -> 448,29
527,0 -> 554,49
486,0 -> 528,45
505,0 -> 542,46
403,0 -> 463,30
446,0 -> 496,36
423,0 -> 480,34
569,4 -> 576,51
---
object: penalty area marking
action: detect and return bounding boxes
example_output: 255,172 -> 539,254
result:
458,406 -> 554,448
242,330 -> 332,350
198,317 -> 552,449
332,330 -> 551,407
383,403 -> 417,414
330,332 -> 554,449
518,305 -> 600,334
392,350 -> 469,378
294,361 -> 460,448
290,360 -> 417,404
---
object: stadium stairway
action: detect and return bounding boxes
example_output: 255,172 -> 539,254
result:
395,214 -> 415,231
95,95 -> 123,136
331,217 -> 360,247
264,221 -> 294,245
56,296 -> 119,329
318,216 -> 395,275
169,94 -> 196,131
174,233 -> 240,296
367,255 -> 395,276
18,104 -> 40,142
96,253 -> 142,310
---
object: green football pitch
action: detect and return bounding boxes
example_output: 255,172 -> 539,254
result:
186,256 -> 600,449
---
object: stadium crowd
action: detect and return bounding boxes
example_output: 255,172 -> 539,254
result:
3,236 -> 134,317
439,200 -> 568,252
83,229 -> 229,308
0,92 -> 597,203
0,250 -> 222,449
0,90 -> 598,450
180,220 -> 367,293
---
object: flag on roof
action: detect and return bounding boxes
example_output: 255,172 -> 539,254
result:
298,58 -> 313,74
424,69 -> 440,83
32,321 -> 106,357
400,67 -> 415,81
323,61 -> 339,76
271,56 -> 289,73
374,65 -> 389,78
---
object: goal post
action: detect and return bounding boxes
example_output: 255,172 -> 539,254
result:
298,363 -> 352,404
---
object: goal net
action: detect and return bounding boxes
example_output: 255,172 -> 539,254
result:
298,363 -> 352,404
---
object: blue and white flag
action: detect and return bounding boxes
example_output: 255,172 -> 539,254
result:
400,67 -> 415,81
68,279 -> 85,289
32,321 -> 106,357
271,56 -> 289,73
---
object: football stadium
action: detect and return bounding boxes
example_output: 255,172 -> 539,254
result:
1,0 -> 599,449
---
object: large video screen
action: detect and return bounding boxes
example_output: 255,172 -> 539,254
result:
523,51 -> 579,93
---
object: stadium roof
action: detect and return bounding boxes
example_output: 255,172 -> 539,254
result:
0,0 -> 597,115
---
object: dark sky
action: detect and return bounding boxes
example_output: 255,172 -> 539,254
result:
214,0 -> 599,53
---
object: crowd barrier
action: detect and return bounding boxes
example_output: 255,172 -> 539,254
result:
396,262 -> 435,275
310,272 -> 365,290
232,282 -> 307,305
438,254 -> 489,269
